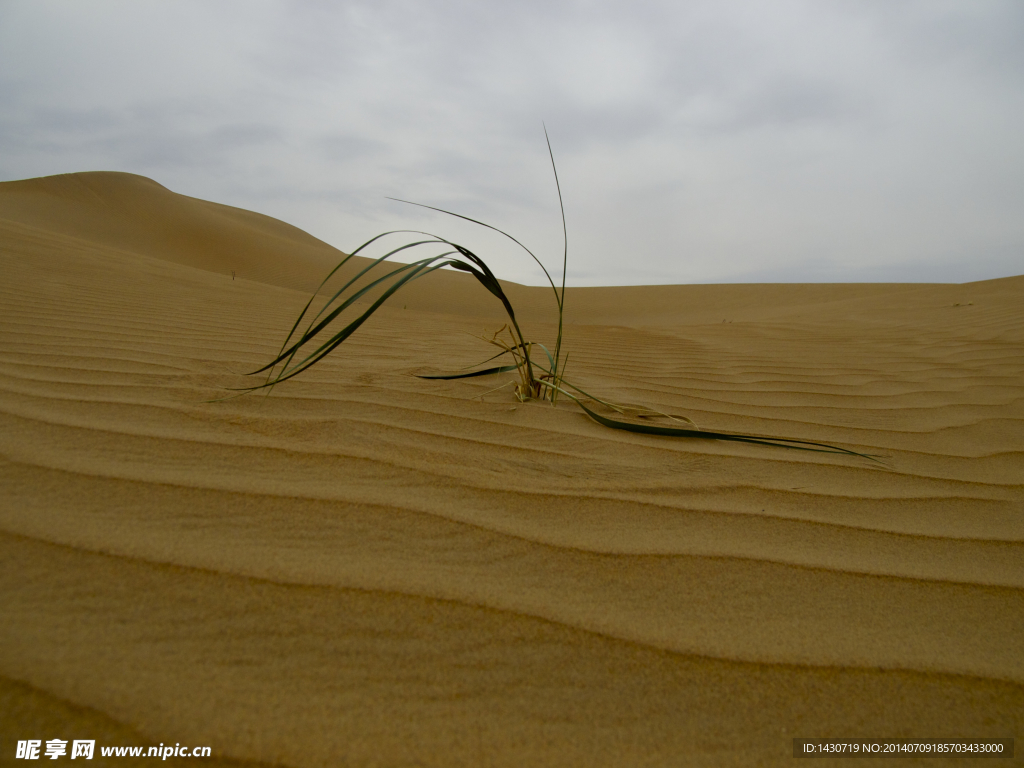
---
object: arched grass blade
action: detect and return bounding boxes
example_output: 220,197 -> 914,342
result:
237,231 -> 538,393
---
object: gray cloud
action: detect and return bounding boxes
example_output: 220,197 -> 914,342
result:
1,0 -> 1022,285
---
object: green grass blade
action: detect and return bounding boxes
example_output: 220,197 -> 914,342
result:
538,382 -> 875,460
541,382 -> 881,462
267,230 -> 440,380
418,364 -> 522,380
251,253 -> 448,377
238,258 -> 456,390
385,198 -> 561,309
543,123 -> 568,393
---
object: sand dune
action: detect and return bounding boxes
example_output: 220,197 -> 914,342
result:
1,172 -> 1022,766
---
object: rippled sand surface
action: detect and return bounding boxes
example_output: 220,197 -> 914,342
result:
2,172 -> 1022,766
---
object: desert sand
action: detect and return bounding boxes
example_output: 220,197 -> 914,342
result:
1,172 -> 1022,767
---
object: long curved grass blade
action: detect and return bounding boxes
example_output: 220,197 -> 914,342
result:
444,250 -> 536,384
535,381 -> 881,461
259,237 -> 445,381
252,252 -> 446,377
261,229 -> 511,384
578,399 -> 877,458
386,198 -> 561,307
265,230 -> 439,383
237,257 -> 455,390
240,229 -> 540,392
543,123 -> 569,401
387,126 -> 570,396
418,364 -> 522,380
281,260 -> 449,376
454,344 -> 521,371
254,231 -> 528,382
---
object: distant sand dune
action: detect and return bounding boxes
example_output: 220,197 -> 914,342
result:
2,173 -> 1022,766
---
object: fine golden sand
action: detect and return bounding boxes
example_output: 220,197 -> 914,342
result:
1,172 -> 1022,767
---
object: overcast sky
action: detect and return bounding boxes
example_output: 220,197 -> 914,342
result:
2,1 -> 1022,286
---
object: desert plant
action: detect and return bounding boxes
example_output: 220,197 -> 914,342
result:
238,133 -> 877,462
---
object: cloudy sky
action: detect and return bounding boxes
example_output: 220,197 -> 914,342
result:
2,1 -> 1022,286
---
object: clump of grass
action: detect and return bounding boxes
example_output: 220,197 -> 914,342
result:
237,130 -> 877,462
